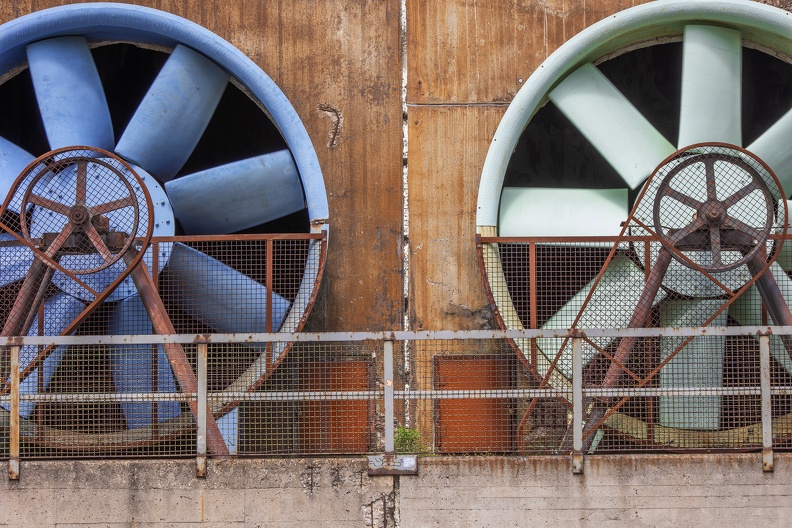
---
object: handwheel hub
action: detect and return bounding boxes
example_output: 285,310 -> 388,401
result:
68,204 -> 90,225
701,200 -> 726,224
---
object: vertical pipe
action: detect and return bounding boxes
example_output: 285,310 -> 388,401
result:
571,337 -> 583,474
196,342 -> 208,477
8,344 -> 20,480
760,335 -> 773,472
384,340 -> 395,453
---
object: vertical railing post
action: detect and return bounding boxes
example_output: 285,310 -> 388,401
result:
384,340 -> 395,454
760,335 -> 773,472
571,336 -> 584,474
196,342 -> 208,477
8,344 -> 20,480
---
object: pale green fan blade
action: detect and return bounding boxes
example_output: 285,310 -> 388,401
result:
659,299 -> 727,430
678,25 -> 742,147
499,187 -> 627,247
549,63 -> 676,190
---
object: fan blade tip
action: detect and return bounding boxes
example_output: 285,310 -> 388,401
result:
26,36 -> 114,150
166,150 -> 304,234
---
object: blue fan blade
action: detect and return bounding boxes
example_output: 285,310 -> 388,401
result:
165,150 -> 305,234
27,36 -> 114,150
115,45 -> 228,181
108,294 -> 181,429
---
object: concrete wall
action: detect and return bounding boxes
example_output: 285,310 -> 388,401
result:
3,454 -> 791,527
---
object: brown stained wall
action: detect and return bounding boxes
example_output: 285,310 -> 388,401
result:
405,0 -> 654,332
0,0 -> 405,332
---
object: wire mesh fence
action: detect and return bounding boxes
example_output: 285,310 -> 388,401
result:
2,232 -> 792,462
1,329 -> 792,460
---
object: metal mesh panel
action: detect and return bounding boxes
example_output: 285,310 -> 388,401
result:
233,341 -> 377,456
0,231 -> 322,458
481,233 -> 792,453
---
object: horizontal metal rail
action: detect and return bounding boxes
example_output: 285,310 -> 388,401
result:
1,326 -> 791,346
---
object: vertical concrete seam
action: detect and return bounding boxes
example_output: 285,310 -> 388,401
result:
400,0 -> 412,430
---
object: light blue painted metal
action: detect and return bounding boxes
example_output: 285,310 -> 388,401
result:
167,242 -> 289,334
115,45 -> 228,182
0,293 -> 84,418
165,150 -> 305,234
0,3 -> 328,222
477,0 -> 792,229
0,233 -> 33,288
498,187 -> 627,243
26,36 -> 114,151
678,26 -> 742,147
217,407 -> 238,455
0,137 -> 34,214
108,294 -> 181,429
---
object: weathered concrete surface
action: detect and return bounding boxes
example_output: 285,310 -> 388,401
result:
401,455 -> 792,527
3,454 -> 792,527
0,458 -> 395,527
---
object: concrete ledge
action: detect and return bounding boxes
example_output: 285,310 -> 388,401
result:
2,453 -> 791,527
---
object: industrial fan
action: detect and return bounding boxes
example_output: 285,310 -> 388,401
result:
476,0 -> 792,450
0,4 -> 328,453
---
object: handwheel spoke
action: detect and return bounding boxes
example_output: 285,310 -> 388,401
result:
669,216 -> 706,245
664,186 -> 702,210
705,159 -> 718,201
722,183 -> 757,209
723,216 -> 764,244
27,194 -> 71,216
44,223 -> 74,258
83,223 -> 114,262
709,227 -> 723,268
75,161 -> 87,206
91,195 -> 136,215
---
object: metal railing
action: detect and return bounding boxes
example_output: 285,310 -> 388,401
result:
2,327 -> 790,477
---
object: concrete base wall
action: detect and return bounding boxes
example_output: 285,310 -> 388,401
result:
2,454 -> 790,527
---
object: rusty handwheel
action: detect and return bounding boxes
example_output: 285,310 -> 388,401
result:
18,148 -> 143,275
652,146 -> 775,274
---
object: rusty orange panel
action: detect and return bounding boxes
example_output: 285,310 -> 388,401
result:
298,360 -> 371,454
434,355 -> 516,453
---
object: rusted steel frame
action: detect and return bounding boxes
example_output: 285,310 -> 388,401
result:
124,250 -> 229,457
1,259 -> 54,339
580,273 -> 768,448
599,249 -> 672,388
587,337 -> 642,383
150,232 -> 322,243
0,239 -> 149,397
747,254 -> 792,358
205,233 -> 329,417
631,216 -> 735,294
0,221 -> 100,296
579,240 -> 776,447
